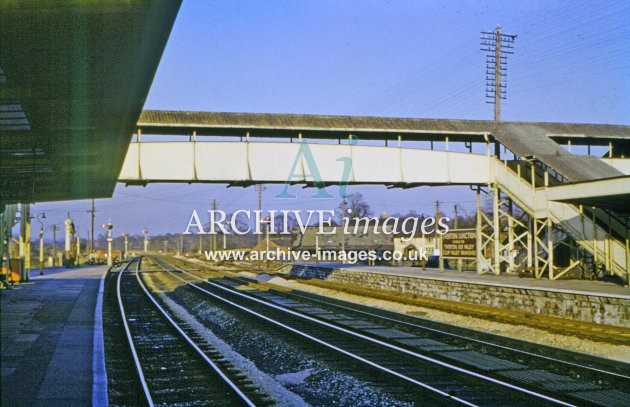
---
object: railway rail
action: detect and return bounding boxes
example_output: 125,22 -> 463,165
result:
145,255 -> 630,406
115,257 -> 272,406
180,259 -> 630,376
216,270 -> 630,379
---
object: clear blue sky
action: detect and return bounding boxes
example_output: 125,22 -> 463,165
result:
30,0 -> 630,240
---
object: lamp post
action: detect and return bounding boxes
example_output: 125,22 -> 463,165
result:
101,221 -> 113,267
261,217 -> 271,269
36,213 -> 46,275
122,233 -> 128,260
143,228 -> 149,253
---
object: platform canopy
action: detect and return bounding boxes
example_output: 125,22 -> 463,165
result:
0,1 -> 181,204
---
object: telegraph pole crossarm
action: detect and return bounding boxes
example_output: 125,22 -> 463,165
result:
480,26 -> 517,122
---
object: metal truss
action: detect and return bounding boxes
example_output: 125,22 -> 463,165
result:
476,187 -> 500,275
476,185 -> 533,276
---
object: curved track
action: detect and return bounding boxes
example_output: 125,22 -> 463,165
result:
116,258 -> 271,406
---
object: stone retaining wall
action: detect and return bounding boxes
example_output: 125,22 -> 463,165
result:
290,265 -> 630,327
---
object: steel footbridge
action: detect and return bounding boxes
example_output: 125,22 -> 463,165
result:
119,111 -> 630,283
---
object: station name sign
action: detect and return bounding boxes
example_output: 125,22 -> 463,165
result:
441,229 -> 476,259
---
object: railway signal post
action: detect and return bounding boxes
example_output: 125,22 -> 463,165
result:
102,221 -> 113,267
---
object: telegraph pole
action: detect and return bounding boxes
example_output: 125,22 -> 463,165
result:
50,224 -> 59,266
87,198 -> 96,254
143,228 -> 149,253
255,185 -> 265,247
436,201 -> 443,271
493,26 -> 501,122
454,204 -> 462,272
481,26 -> 516,123
211,199 -> 217,252
340,198 -> 347,262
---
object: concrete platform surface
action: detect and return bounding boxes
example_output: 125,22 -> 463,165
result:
305,264 -> 630,299
1,265 -> 107,407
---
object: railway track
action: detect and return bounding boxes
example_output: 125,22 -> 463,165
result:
148,255 -> 630,406
173,259 -> 630,378
115,257 -> 273,406
214,270 -> 630,378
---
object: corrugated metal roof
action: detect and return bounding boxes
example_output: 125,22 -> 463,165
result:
493,124 -> 623,181
138,110 -> 630,141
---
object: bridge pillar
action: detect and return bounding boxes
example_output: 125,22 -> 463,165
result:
476,187 -> 500,275
532,217 -> 554,279
626,219 -> 629,287
476,189 -> 483,274
527,218 -> 533,269
497,196 -> 530,275
492,186 -> 501,275
547,217 -> 554,280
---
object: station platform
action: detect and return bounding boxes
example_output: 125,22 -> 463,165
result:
1,265 -> 107,407
290,264 -> 630,327
312,264 -> 630,298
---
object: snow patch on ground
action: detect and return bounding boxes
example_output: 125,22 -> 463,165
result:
275,368 -> 315,386
268,276 -> 293,286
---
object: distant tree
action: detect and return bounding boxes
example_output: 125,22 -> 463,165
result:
221,213 -> 257,249
450,206 -> 476,228
393,210 -> 427,221
338,193 -> 373,223
273,211 -> 297,234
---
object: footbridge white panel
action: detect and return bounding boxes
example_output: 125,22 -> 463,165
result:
119,141 -> 493,185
